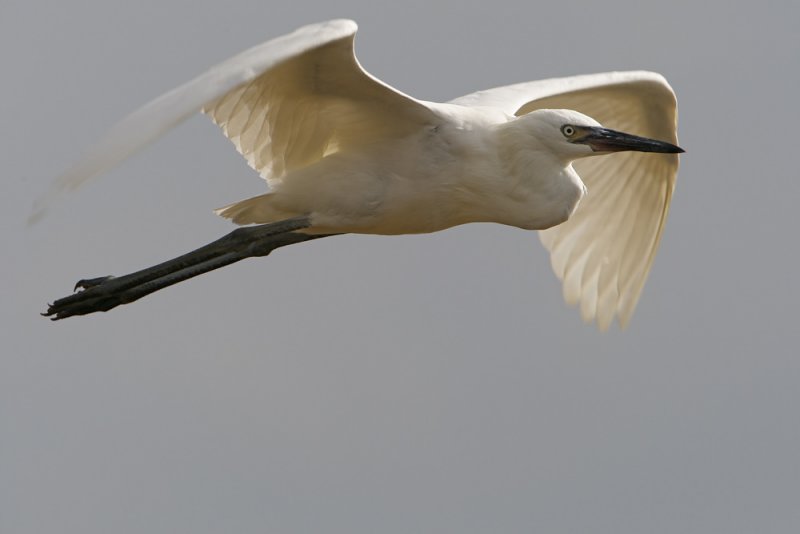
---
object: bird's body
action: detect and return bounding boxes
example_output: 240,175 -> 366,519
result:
38,19 -> 683,329
218,106 -> 588,235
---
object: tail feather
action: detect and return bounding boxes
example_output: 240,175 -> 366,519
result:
214,193 -> 295,225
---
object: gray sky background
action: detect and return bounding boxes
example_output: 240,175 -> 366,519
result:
3,1 -> 799,532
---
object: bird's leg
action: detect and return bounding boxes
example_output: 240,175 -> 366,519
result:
43,216 -> 338,320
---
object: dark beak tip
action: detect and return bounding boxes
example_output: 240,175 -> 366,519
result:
585,127 -> 685,155
667,144 -> 685,154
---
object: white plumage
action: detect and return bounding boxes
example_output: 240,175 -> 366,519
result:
37,19 -> 682,329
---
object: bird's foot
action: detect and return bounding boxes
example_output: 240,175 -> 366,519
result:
44,275 -> 127,320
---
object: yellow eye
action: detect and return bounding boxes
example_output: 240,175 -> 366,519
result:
561,125 -> 576,137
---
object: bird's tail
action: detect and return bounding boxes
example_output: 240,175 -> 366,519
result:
214,193 -> 296,225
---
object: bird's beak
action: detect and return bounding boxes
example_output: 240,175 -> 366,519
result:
578,127 -> 684,154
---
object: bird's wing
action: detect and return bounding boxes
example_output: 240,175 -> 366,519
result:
31,19 -> 437,222
451,71 -> 680,330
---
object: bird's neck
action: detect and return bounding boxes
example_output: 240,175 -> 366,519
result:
455,122 -> 586,230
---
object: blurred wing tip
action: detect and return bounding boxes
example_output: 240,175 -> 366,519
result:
27,205 -> 46,226
28,182 -> 66,226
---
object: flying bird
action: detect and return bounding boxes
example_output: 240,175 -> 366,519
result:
38,19 -> 683,329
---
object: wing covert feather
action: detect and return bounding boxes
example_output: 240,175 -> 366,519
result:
203,24 -> 436,183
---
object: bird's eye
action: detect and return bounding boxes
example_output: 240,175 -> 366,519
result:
561,125 -> 576,137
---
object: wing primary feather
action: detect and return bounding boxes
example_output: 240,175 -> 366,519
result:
30,19 -> 363,222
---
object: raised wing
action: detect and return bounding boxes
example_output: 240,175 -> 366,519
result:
452,72 -> 680,330
31,19 -> 437,222
202,22 -> 437,183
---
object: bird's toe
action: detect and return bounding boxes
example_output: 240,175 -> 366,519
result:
74,276 -> 114,292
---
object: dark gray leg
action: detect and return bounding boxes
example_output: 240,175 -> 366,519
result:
43,216 -> 338,320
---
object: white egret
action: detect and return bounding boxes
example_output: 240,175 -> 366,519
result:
39,19 -> 683,329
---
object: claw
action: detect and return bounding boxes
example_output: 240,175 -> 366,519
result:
74,276 -> 114,291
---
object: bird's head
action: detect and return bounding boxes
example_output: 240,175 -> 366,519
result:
521,109 -> 683,161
